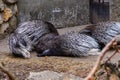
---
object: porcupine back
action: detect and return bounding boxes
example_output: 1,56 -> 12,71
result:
37,31 -> 100,57
80,21 -> 120,47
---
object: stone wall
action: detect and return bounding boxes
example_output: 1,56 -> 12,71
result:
18,0 -> 89,28
1,0 -> 120,40
110,0 -> 120,21
0,0 -> 18,39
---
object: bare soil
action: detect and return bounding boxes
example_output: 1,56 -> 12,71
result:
0,25 -> 120,80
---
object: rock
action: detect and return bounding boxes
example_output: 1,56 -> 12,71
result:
0,14 -> 3,24
9,16 -> 17,30
9,4 -> 18,16
3,0 -> 17,4
0,0 -> 17,40
0,22 -> 9,34
3,7 -> 13,22
0,0 -> 4,11
27,70 -> 84,80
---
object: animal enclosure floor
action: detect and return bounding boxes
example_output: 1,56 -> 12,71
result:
0,25 -> 120,80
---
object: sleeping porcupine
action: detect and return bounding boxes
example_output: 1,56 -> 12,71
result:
80,21 -> 120,48
36,31 -> 100,57
8,20 -> 58,58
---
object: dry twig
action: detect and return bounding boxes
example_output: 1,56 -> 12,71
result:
85,38 -> 116,80
105,39 -> 120,63
105,50 -> 118,63
0,62 -> 17,80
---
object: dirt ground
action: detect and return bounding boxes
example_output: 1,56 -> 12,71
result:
0,25 -> 120,80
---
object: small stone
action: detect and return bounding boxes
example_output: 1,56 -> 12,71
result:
3,7 -> 13,22
9,4 -> 18,16
3,0 -> 17,4
0,22 -> 9,34
0,14 -> 4,24
9,16 -> 17,30
0,0 -> 4,11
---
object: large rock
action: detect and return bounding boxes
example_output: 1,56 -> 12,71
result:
0,0 -> 17,40
27,70 -> 84,80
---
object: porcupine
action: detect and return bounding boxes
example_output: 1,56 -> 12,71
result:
79,21 -> 120,48
36,31 -> 100,57
8,20 -> 58,58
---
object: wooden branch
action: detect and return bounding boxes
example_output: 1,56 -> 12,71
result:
105,50 -> 118,63
0,62 -> 17,80
85,38 -> 116,80
105,40 -> 120,63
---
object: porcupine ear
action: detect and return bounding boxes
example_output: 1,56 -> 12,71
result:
79,24 -> 96,36
44,21 -> 59,35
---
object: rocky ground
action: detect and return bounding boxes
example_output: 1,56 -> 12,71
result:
0,25 -> 120,80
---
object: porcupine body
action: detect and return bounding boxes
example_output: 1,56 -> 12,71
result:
36,32 -> 100,57
80,21 -> 120,48
8,20 -> 58,58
